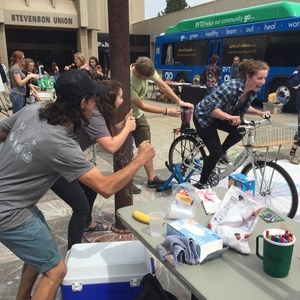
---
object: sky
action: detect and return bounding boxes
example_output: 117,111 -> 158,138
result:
144,0 -> 212,19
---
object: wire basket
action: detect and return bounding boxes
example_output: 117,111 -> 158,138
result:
242,125 -> 298,147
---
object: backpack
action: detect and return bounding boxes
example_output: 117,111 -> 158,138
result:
200,70 -> 207,85
205,65 -> 217,81
133,273 -> 178,300
287,69 -> 300,89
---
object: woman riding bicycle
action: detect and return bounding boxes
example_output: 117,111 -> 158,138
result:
193,59 -> 270,190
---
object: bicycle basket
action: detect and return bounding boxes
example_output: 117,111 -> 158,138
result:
242,124 -> 298,147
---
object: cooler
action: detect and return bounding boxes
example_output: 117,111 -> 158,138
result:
61,241 -> 154,300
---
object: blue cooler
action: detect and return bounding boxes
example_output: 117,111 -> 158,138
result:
61,241 -> 154,300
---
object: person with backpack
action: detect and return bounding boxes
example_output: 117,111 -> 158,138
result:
37,61 -> 47,91
204,54 -> 222,95
287,65 -> 300,164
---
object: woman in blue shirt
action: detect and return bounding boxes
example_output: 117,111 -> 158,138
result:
193,59 -> 270,189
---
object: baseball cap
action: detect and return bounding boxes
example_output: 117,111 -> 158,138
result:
55,69 -> 107,100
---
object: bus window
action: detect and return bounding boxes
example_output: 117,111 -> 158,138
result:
222,36 -> 266,65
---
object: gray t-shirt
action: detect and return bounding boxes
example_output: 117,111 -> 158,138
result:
69,108 -> 110,151
10,64 -> 26,95
0,103 -> 94,231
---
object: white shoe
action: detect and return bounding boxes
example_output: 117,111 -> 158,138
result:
288,154 -> 299,165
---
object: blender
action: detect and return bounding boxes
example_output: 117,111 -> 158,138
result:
180,106 -> 196,133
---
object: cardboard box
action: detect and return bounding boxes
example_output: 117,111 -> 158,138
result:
263,102 -> 284,114
228,173 -> 255,196
61,241 -> 154,300
166,218 -> 225,264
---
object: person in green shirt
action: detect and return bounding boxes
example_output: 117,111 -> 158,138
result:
130,56 -> 193,188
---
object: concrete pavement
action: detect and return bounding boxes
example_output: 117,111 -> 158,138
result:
0,93 -> 299,299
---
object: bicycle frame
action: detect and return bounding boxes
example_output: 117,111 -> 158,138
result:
172,122 -> 280,187
163,118 -> 298,218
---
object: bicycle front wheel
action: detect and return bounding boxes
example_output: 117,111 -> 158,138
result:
168,135 -> 206,179
241,160 -> 298,219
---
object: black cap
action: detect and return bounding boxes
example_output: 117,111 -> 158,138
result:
55,69 -> 107,100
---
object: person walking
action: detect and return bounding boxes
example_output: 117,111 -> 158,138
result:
0,56 -> 12,110
230,56 -> 240,79
0,69 -> 155,300
204,54 -> 222,95
130,56 -> 193,188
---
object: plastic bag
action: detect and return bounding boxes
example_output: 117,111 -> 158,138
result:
163,182 -> 199,220
196,189 -> 222,215
208,186 -> 266,254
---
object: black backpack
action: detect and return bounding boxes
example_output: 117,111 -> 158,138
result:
200,70 -> 207,85
133,273 -> 178,300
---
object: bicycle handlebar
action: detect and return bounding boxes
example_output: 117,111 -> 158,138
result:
240,114 -> 272,128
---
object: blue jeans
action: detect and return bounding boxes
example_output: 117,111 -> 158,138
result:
206,86 -> 217,95
10,91 -> 26,114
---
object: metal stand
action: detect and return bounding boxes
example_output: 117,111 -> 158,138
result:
90,144 -> 97,166
0,97 -> 10,117
156,162 -> 191,192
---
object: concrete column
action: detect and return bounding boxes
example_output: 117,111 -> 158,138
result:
77,27 -> 89,58
88,29 -> 98,58
0,24 -> 9,66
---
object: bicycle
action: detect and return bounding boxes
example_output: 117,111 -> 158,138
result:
159,117 -> 299,219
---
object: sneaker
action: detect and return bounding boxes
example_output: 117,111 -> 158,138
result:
193,182 -> 208,190
147,176 -> 166,188
288,154 -> 299,165
133,184 -> 141,194
219,153 -> 233,166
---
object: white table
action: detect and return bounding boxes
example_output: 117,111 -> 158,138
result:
117,189 -> 300,300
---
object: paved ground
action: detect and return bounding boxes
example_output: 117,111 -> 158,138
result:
0,89 -> 299,299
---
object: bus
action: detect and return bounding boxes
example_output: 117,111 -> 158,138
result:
154,1 -> 300,112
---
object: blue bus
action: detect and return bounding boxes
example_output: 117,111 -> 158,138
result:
154,1 -> 300,112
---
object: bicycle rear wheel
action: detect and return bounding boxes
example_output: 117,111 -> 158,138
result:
168,135 -> 206,179
241,160 -> 298,219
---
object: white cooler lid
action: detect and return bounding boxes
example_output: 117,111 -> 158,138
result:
62,240 -> 152,285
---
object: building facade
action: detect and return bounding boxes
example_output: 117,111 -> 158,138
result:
0,0 -> 145,73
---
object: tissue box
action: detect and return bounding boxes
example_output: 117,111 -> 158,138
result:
228,173 -> 255,196
166,218 -> 225,264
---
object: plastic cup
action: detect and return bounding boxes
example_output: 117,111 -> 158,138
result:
148,212 -> 164,237
256,229 -> 296,278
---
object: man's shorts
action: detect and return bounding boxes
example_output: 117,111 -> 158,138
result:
0,206 -> 62,273
132,114 -> 151,147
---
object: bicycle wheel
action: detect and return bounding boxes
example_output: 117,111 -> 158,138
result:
168,135 -> 206,179
241,160 -> 298,219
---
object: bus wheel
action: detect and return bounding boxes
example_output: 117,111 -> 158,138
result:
269,79 -> 296,113
175,74 -> 189,83
175,74 -> 189,93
